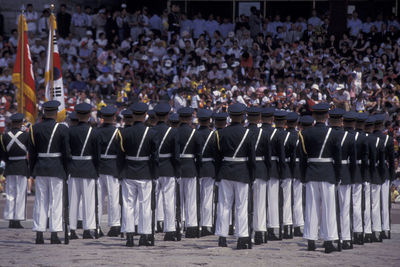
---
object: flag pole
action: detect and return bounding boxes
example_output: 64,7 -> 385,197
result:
19,13 -> 25,113
49,4 -> 55,100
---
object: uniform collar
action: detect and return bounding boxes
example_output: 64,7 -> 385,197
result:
134,121 -> 145,126
314,122 -> 325,127
248,123 -> 258,129
199,126 -> 209,130
101,123 -> 113,127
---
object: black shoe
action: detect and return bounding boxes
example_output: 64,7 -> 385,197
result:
107,226 -> 120,237
35,232 -> 44,244
324,241 -> 337,254
218,236 -> 227,247
267,228 -> 279,241
371,232 -> 382,242
294,226 -> 303,237
358,233 -> 364,245
139,234 -> 151,246
307,240 -> 316,251
163,232 -> 176,241
8,221 -> 14,228
185,227 -> 199,238
50,232 -> 61,244
364,234 -> 372,243
236,237 -> 248,249
77,220 -> 83,229
147,234 -> 155,246
353,233 -> 359,244
201,227 -> 213,237
156,221 -> 163,233
228,225 -> 234,235
254,232 -> 263,245
134,225 -> 138,236
126,233 -> 134,247
83,230 -> 94,239
342,241 -> 352,250
13,221 -> 24,229
70,230 -> 79,240
380,231 -> 388,239
283,225 -> 292,239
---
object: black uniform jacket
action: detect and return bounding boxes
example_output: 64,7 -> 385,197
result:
299,122 -> 342,184
197,126 -> 217,179
354,129 -> 369,183
284,127 -> 297,179
247,124 -> 270,180
119,121 -> 158,180
216,122 -> 255,183
336,127 -> 357,185
178,123 -> 201,178
97,123 -> 121,177
68,122 -> 100,179
269,127 -> 287,179
374,130 -> 395,182
261,123 -> 274,178
28,118 -> 70,179
1,128 -> 29,177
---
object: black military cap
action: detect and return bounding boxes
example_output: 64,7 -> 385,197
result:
69,111 -> 78,121
121,109 -> 133,118
148,110 -> 156,118
197,108 -> 213,120
356,112 -> 369,122
328,108 -> 345,118
10,113 -> 24,122
154,103 -> 171,115
299,115 -> 314,126
43,100 -> 60,111
312,102 -> 330,114
168,112 -> 179,122
261,107 -> 275,117
130,102 -> 148,115
365,116 -> 376,125
246,106 -> 261,116
213,112 -> 228,121
343,111 -> 357,122
178,107 -> 194,117
286,112 -> 299,122
100,106 -> 117,117
75,103 -> 92,114
374,114 -> 385,124
273,110 -> 288,120
228,103 -> 246,115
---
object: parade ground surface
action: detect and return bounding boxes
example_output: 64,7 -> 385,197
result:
0,196 -> 400,266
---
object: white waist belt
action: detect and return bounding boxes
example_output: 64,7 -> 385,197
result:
296,158 -> 300,162
38,152 -> 62,158
342,160 -> 349,164
126,156 -> 150,161
180,154 -> 194,159
101,154 -> 117,159
285,158 -> 291,162
159,153 -> 172,158
72,155 -> 93,160
308,158 -> 333,163
8,156 -> 27,161
202,157 -> 214,162
356,160 -> 362,164
256,156 -> 265,161
223,157 -> 248,162
271,156 -> 279,161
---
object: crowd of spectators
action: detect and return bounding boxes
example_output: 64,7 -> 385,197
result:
1,3 -> 400,149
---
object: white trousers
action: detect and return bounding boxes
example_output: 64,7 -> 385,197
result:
200,177 -> 214,227
69,177 -> 96,230
32,176 -> 63,232
352,183 -> 363,233
121,179 -> 152,234
4,175 -> 27,221
363,182 -> 372,234
282,178 -> 293,226
98,174 -> 121,227
253,178 -> 267,232
381,179 -> 390,231
292,178 -> 304,227
267,178 -> 279,228
304,181 -> 338,241
371,184 -> 382,232
156,179 -> 164,221
215,179 -> 249,238
339,184 -> 352,241
158,177 -> 176,232
180,177 -> 198,227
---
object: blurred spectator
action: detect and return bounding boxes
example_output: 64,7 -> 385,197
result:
57,4 -> 71,38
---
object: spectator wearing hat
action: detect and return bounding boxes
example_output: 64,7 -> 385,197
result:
333,84 -> 351,111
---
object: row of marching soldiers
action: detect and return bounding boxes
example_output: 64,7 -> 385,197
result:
1,100 -> 393,252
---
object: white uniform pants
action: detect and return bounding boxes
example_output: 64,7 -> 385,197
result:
156,180 -> 164,221
180,177 -> 198,227
267,178 -> 279,228
303,181 -> 338,241
381,179 -> 390,231
339,184 -> 352,241
352,183 -> 363,233
371,184 -> 382,232
253,178 -> 267,232
32,176 -> 63,232
4,175 -> 27,221
292,178 -> 304,227
121,179 -> 152,234
215,179 -> 249,238
98,174 -> 121,227
69,177 -> 96,230
158,177 -> 176,232
282,178 -> 293,226
200,177 -> 214,227
363,182 -> 372,234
